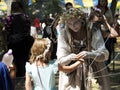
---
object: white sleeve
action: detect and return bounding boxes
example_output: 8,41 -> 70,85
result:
57,30 -> 76,65
25,62 -> 32,77
85,29 -> 109,62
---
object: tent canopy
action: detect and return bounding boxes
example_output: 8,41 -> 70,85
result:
64,0 -> 119,8
0,1 -> 7,11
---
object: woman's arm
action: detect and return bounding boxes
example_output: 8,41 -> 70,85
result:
57,30 -> 77,65
25,73 -> 32,90
58,60 -> 84,73
103,15 -> 118,37
77,29 -> 109,62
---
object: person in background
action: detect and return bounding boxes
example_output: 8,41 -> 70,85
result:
57,2 -> 73,31
42,18 -> 57,60
113,14 -> 120,36
49,13 -> 55,20
65,2 -> 73,11
42,18 -> 54,39
3,1 -> 34,77
89,7 -> 118,38
34,17 -> 41,34
30,22 -> 38,39
25,38 -> 84,90
96,0 -> 118,71
57,8 -> 110,90
1,49 -> 15,89
0,62 -> 14,90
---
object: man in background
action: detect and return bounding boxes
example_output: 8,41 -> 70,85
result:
65,2 -> 73,10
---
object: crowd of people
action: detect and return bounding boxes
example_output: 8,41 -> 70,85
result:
0,0 -> 119,90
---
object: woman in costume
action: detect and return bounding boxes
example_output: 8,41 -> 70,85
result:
57,8 -> 111,90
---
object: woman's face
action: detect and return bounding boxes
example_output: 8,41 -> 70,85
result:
67,18 -> 81,32
100,0 -> 107,6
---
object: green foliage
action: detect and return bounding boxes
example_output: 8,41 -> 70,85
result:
43,0 -> 63,16
24,0 -> 63,21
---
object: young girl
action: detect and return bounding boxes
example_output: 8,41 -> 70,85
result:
25,38 -> 84,90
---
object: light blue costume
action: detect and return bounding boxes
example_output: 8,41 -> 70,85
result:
25,61 -> 58,90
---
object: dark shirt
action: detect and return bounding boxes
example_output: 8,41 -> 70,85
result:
0,62 -> 14,90
4,13 -> 31,43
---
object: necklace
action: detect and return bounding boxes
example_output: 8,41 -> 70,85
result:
71,38 -> 87,53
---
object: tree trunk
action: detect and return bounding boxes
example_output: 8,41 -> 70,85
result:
110,0 -> 118,17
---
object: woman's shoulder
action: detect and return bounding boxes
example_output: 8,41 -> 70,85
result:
105,8 -> 112,14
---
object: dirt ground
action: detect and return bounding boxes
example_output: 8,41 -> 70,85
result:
110,59 -> 120,90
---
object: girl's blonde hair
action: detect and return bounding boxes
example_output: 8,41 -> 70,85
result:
29,38 -> 51,63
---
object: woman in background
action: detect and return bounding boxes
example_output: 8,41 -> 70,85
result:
96,0 -> 118,70
4,1 -> 34,77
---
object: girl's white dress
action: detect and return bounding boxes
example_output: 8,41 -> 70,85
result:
25,61 -> 58,90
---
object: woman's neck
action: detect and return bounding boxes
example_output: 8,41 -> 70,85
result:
71,28 -> 86,40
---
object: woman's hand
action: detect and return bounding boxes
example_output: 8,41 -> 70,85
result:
76,51 -> 87,59
102,15 -> 107,21
76,51 -> 87,61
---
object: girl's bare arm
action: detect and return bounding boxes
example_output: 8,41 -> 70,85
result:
58,60 -> 84,73
25,73 -> 32,90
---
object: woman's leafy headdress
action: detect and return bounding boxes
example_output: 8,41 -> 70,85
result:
61,8 -> 85,22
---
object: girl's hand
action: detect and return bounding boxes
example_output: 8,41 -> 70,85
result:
78,59 -> 84,62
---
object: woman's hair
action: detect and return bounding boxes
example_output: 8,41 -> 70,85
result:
65,2 -> 73,10
60,8 -> 87,48
65,2 -> 73,8
96,0 -> 108,12
88,7 -> 102,21
29,38 -> 51,63
11,1 -> 24,13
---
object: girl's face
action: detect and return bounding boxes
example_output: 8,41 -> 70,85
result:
67,18 -> 81,32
